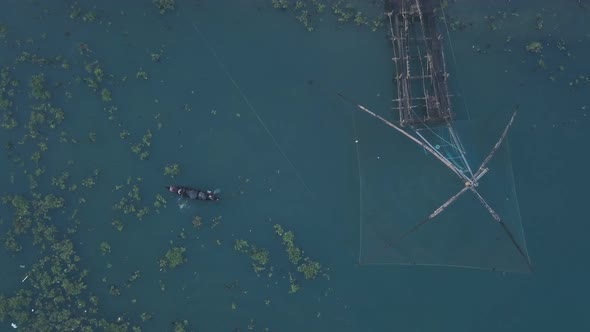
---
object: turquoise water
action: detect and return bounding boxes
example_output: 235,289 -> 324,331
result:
1,0 -> 589,331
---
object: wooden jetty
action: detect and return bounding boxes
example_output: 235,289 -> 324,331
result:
385,0 -> 452,127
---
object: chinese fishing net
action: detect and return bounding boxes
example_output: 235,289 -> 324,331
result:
354,111 -> 531,272
353,0 -> 531,273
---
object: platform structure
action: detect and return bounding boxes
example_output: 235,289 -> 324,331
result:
386,0 -> 473,181
389,0 -> 451,127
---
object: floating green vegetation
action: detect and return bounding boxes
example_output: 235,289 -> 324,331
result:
234,239 -> 249,252
272,0 -> 289,9
449,18 -> 465,31
109,284 -> 121,296
150,48 -> 165,62
163,163 -> 181,177
0,67 -> 17,114
29,73 -> 51,100
88,131 -> 97,142
191,215 -> 202,229
0,31 -> 148,331
136,69 -> 148,80
274,224 -> 301,265
111,219 -> 124,231
250,247 -> 270,273
69,3 -> 81,19
332,1 -> 364,25
100,241 -> 111,255
526,41 -> 543,53
1,112 -> 17,129
47,105 -> 65,129
534,13 -> 543,30
82,62 -> 116,107
173,320 -> 189,332
15,52 -> 62,67
0,229 -> 133,330
211,215 -> 222,229
126,270 -> 141,287
234,239 -> 271,275
153,193 -> 167,213
271,0 -> 381,33
82,11 -> 97,23
27,103 -> 64,132
140,312 -> 153,322
296,7 -> 313,31
100,88 -> 112,102
0,23 -> 7,39
85,61 -> 102,80
288,272 -> 300,294
555,38 -> 567,52
480,9 -> 520,31
274,224 -> 324,283
81,169 -> 100,189
119,129 -> 130,140
112,177 -> 150,220
159,246 -> 187,270
297,257 -> 321,279
369,16 -> 383,32
153,0 -> 175,14
51,171 -> 70,190
130,129 -> 153,160
69,3 -> 98,23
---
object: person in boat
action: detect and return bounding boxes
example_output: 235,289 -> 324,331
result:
165,185 -> 219,201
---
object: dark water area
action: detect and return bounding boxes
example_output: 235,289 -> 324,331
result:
0,0 -> 588,331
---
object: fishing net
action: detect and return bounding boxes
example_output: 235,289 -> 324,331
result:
354,111 -> 531,272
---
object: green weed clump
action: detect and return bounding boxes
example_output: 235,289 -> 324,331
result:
163,163 -> 180,177
159,246 -> 186,269
153,0 -> 175,14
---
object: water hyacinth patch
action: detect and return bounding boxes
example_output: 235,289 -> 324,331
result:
158,246 -> 187,270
